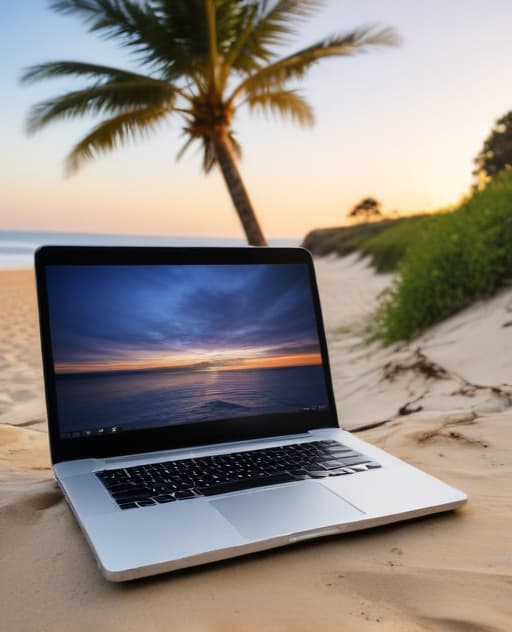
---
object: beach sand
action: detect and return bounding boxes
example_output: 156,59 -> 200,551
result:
1,260 -> 511,631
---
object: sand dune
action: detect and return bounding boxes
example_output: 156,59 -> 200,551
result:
1,259 -> 511,631
314,254 -> 512,428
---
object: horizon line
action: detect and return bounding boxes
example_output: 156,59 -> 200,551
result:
55,353 -> 323,376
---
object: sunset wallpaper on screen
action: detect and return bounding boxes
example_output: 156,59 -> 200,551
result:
46,264 -> 330,435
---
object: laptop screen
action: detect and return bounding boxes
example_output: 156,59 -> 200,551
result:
45,264 -> 331,440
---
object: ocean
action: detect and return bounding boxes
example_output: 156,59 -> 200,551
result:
55,364 -> 329,436
0,230 -> 299,269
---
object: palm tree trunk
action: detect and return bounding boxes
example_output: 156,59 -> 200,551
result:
213,133 -> 268,246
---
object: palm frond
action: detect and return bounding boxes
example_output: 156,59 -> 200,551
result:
26,80 -> 176,133
226,0 -> 323,74
214,0 -> 256,55
21,60 -> 165,85
175,135 -> 196,162
204,0 -> 218,90
219,3 -> 259,81
246,89 -> 314,126
202,137 -> 217,173
155,0 -> 256,70
50,0 -> 199,77
65,105 -> 168,173
228,130 -> 242,160
230,25 -> 400,100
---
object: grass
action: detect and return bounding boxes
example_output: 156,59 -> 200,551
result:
358,214 -> 433,272
374,170 -> 512,342
302,218 -> 398,258
302,214 -> 436,272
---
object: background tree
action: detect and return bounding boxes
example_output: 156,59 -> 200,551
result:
23,0 -> 399,246
473,110 -> 512,187
348,196 -> 382,222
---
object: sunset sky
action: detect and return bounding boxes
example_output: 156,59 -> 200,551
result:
1,0 -> 512,239
46,263 -> 323,374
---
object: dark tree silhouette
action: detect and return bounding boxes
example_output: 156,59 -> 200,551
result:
348,197 -> 382,222
473,110 -> 512,186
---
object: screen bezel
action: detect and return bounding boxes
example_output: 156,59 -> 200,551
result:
35,246 -> 339,464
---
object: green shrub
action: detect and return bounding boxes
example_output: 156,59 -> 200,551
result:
359,214 -> 433,272
303,215 -> 434,270
375,170 -> 512,342
325,219 -> 397,257
303,219 -> 397,257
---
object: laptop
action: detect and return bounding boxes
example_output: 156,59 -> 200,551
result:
35,246 -> 467,581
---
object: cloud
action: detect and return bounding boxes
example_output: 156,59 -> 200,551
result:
48,264 -> 322,366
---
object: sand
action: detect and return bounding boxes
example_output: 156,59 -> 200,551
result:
1,259 -> 511,631
313,254 -> 512,428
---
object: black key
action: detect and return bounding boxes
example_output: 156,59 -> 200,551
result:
174,490 -> 196,500
118,502 -> 138,510
154,495 -> 176,503
304,470 -> 330,478
112,488 -> 152,501
319,460 -> 346,470
113,494 -> 152,504
106,481 -> 140,493
152,483 -> 171,494
365,462 -> 382,469
101,477 -> 126,486
98,468 -> 123,476
326,450 -> 361,458
339,456 -> 372,466
289,469 -> 309,477
137,499 -> 156,507
195,472 -> 296,497
327,468 -> 351,476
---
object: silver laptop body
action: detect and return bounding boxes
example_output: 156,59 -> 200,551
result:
35,246 -> 467,581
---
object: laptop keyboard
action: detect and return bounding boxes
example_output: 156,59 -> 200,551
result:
96,440 -> 381,510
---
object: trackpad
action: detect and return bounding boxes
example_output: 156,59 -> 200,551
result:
211,482 -> 364,541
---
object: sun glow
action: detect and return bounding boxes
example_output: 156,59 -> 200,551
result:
213,352 -> 322,372
54,348 -> 322,375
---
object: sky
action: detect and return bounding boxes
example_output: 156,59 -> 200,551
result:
46,263 -> 323,373
1,0 -> 512,239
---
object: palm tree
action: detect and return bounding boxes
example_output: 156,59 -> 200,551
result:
22,0 -> 399,246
